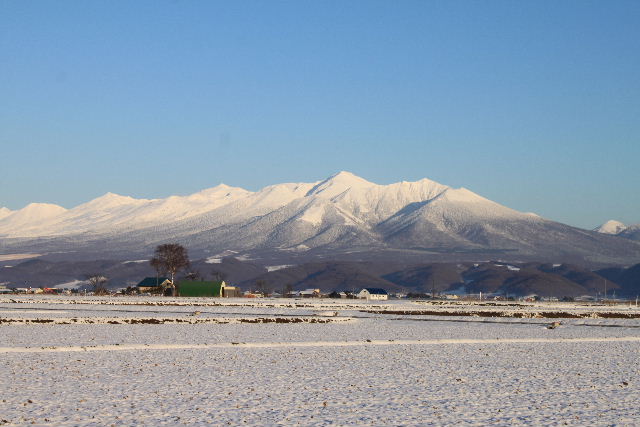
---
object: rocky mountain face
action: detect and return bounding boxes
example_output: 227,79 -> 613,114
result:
1,171 -> 640,265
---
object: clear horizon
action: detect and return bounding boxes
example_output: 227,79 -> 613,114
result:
1,1 -> 639,229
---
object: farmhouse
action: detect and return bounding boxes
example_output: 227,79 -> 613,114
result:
298,289 -> 321,298
357,288 -> 389,300
136,277 -> 174,295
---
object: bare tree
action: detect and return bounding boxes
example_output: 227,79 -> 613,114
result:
150,244 -> 190,284
282,283 -> 293,298
255,279 -> 271,296
86,274 -> 109,295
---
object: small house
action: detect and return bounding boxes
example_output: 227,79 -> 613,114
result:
136,277 -> 173,295
357,288 -> 388,300
298,289 -> 320,298
222,285 -> 242,298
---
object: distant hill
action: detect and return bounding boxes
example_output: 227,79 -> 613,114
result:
241,262 -> 402,293
383,264 -> 465,293
2,257 -> 638,298
596,263 -> 640,296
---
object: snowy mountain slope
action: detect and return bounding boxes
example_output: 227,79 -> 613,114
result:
594,220 -> 640,242
594,220 -> 627,235
376,186 -> 540,248
0,207 -> 12,220
0,185 -> 250,238
0,203 -> 67,234
620,226 -> 640,242
2,171 -> 640,264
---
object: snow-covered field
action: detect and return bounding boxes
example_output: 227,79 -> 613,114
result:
1,297 -> 639,426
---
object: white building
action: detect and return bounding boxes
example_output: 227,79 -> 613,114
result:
357,288 -> 388,300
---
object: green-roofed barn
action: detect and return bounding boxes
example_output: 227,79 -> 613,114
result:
177,280 -> 226,297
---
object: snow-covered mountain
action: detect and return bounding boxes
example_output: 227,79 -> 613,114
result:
594,220 -> 627,235
0,185 -> 251,238
2,172 -> 640,264
0,203 -> 67,233
594,220 -> 640,242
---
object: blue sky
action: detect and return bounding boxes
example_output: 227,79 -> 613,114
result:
1,0 -> 639,228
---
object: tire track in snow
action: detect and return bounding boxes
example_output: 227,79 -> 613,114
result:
1,336 -> 639,353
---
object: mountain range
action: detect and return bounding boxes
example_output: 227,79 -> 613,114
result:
1,171 -> 639,266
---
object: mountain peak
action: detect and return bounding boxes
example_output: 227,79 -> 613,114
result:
100,192 -> 132,200
594,220 -> 627,235
306,171 -> 375,197
82,192 -> 143,208
0,207 -> 12,220
191,184 -> 252,201
23,202 -> 67,212
0,203 -> 67,225
329,170 -> 370,181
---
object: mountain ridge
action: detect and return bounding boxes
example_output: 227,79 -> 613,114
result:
1,172 -> 639,265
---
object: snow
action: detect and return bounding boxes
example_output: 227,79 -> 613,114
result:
0,253 -> 41,262
0,203 -> 67,236
0,172 -> 530,241
494,263 -> 521,271
0,207 -> 12,220
266,265 -> 293,272
0,172 -> 563,257
52,279 -> 88,289
205,257 -> 222,264
1,296 -> 639,425
433,187 -> 525,219
594,219 -> 627,234
296,202 -> 326,225
122,260 -> 148,264
305,171 -> 376,199
0,185 -> 250,238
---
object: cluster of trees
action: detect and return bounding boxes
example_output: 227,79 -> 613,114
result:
86,274 -> 109,295
85,244 -> 192,294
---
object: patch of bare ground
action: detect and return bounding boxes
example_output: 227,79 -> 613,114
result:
0,316 -> 352,325
361,309 -> 640,319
